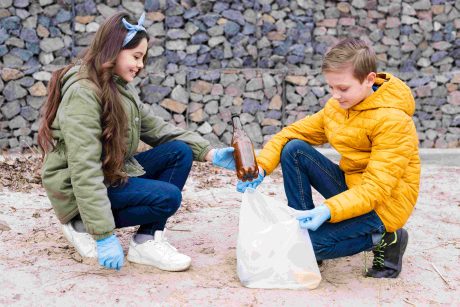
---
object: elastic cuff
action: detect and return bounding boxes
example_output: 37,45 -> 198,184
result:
92,231 -> 113,241
197,145 -> 213,162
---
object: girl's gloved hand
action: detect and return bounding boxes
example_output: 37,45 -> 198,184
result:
236,167 -> 265,193
96,234 -> 124,271
212,147 -> 236,170
296,205 -> 331,231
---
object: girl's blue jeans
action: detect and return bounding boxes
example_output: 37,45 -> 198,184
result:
107,141 -> 193,235
280,140 -> 385,261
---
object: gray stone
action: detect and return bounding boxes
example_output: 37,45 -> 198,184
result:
147,23 -> 165,37
3,82 -> 28,101
165,16 -> 184,28
441,104 -> 460,115
244,91 -> 264,101
413,0 -> 431,10
224,21 -> 240,37
11,48 -> 33,61
9,138 -> 20,148
262,74 -> 276,89
212,121 -> 227,136
208,25 -> 224,37
9,116 -> 28,129
222,9 -> 246,26
149,104 -> 171,121
142,85 -> 171,104
190,33 -> 209,44
20,28 -> 38,43
208,36 -> 225,47
20,106 -> 39,121
244,123 -> 263,143
54,9 -> 72,23
122,0 -> 145,15
171,85 -> 189,104
0,0 -> 12,9
166,40 -> 187,51
27,96 -> 44,109
197,122 -> 212,134
39,37 -> 64,53
246,78 -> 264,91
1,101 -> 21,119
0,28 -> 8,45
13,127 -> 31,137
167,29 -> 190,40
220,74 -> 238,87
204,100 -> 219,115
97,4 -> 117,18
0,45 -> 8,57
183,7 -> 199,19
1,16 -> 21,31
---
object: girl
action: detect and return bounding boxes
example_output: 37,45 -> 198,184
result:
38,12 -> 235,271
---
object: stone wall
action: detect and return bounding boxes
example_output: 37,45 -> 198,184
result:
0,0 -> 459,152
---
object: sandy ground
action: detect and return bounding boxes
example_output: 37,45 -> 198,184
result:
0,154 -> 459,306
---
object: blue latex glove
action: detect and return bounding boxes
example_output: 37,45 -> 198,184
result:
236,169 -> 265,193
296,205 -> 331,231
212,147 -> 236,170
96,234 -> 124,271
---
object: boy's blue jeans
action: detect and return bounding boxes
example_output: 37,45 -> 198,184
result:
280,140 -> 385,261
107,141 -> 193,235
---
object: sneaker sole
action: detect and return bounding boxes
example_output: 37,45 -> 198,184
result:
127,251 -> 191,272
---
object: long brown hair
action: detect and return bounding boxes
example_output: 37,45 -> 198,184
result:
38,12 -> 149,185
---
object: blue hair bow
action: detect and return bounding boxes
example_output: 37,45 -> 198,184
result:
121,12 -> 146,47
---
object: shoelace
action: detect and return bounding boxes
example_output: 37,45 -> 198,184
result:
371,232 -> 398,269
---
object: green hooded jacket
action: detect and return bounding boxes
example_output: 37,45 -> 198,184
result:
41,66 -> 212,240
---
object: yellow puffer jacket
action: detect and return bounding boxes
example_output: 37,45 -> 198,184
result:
257,73 -> 421,232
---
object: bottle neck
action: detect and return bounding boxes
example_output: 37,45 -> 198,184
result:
232,116 -> 243,131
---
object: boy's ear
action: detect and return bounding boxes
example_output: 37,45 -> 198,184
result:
365,72 -> 376,87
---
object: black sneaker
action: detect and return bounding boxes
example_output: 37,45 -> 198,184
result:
365,228 -> 409,278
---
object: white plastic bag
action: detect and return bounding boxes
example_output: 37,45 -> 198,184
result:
237,189 -> 322,289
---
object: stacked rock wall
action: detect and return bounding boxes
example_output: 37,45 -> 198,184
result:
1,0 -> 459,151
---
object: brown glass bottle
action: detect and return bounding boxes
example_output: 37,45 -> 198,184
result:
231,115 -> 259,181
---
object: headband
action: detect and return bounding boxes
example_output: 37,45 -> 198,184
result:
121,12 -> 146,47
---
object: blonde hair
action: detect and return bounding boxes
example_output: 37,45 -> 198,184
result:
322,38 -> 377,82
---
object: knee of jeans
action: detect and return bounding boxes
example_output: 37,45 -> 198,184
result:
162,185 -> 182,214
309,232 -> 333,254
174,141 -> 193,164
281,140 -> 312,162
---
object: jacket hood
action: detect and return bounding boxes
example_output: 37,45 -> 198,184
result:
61,65 -> 129,97
352,72 -> 415,116
60,65 -> 92,97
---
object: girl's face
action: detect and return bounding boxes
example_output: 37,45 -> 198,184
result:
113,38 -> 148,83
324,65 -> 376,110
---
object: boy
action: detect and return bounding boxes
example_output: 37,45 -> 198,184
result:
237,38 -> 421,278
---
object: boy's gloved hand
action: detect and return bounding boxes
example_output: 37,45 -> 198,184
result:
212,147 -> 236,170
296,205 -> 331,231
96,234 -> 124,271
236,167 -> 265,193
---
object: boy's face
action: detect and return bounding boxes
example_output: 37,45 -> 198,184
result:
114,38 -> 148,83
324,65 -> 376,110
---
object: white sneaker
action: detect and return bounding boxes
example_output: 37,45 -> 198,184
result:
62,222 -> 97,258
127,230 -> 191,271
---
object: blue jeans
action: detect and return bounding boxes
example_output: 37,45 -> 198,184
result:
280,140 -> 385,261
107,141 -> 193,235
